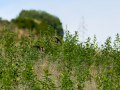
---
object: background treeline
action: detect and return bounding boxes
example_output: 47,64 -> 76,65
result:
11,10 -> 63,37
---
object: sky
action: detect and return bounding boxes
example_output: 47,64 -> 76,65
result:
1,0 -> 120,46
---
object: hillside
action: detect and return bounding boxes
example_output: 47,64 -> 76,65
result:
0,26 -> 120,89
0,9 -> 64,40
0,10 -> 120,90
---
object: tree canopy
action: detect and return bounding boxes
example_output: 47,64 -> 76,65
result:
11,9 -> 63,37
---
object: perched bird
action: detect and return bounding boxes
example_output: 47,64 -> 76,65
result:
33,46 -> 44,53
53,36 -> 62,45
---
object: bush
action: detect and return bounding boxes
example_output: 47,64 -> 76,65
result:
0,26 -> 120,89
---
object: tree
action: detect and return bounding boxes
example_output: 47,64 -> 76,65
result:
18,10 -> 64,37
11,17 -> 37,30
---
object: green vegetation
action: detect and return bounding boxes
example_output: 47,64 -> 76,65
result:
0,26 -> 120,90
11,9 -> 63,37
0,19 -> 16,31
11,17 -> 37,30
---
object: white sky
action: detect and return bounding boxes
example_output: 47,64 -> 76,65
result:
1,0 -> 120,46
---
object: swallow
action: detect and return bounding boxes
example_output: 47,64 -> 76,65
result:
33,46 -> 44,53
53,36 -> 62,45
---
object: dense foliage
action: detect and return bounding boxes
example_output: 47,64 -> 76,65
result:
11,9 -> 63,37
0,26 -> 120,89
0,19 -> 16,30
12,17 -> 37,30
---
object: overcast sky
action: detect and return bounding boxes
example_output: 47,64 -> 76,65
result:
1,0 -> 120,46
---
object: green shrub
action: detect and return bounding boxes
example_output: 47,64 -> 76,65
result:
0,26 -> 120,89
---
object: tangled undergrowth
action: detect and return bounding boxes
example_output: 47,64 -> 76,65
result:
0,27 -> 120,90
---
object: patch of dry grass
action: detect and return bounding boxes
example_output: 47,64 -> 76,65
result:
33,54 -> 102,90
